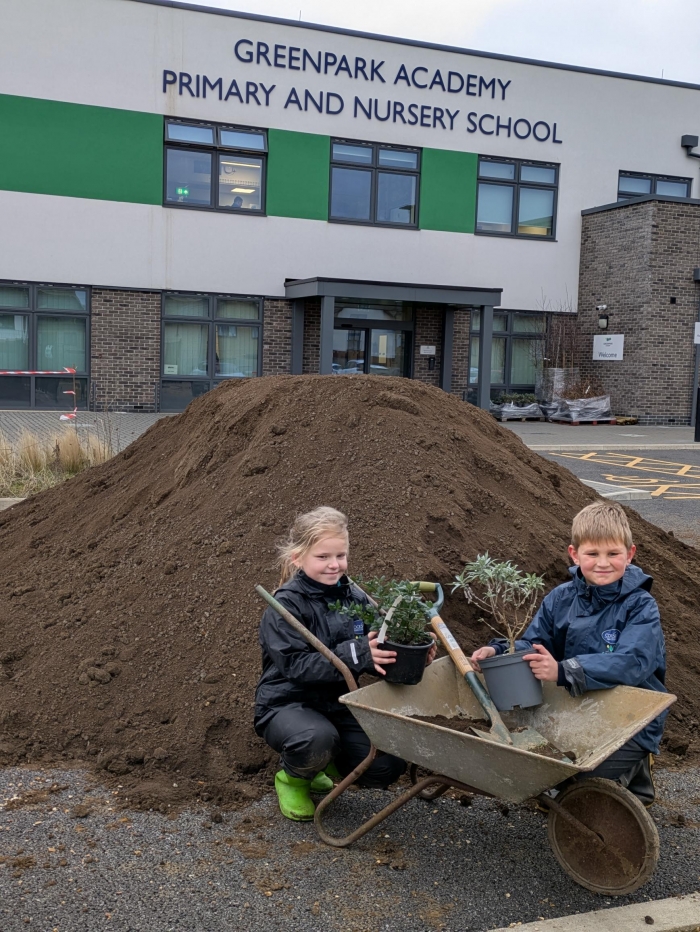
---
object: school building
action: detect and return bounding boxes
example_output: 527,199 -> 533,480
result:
1,0 -> 699,422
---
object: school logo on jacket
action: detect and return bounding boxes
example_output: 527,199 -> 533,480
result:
602,628 -> 620,652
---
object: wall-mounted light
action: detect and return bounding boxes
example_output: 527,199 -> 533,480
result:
596,304 -> 609,329
681,135 -> 700,160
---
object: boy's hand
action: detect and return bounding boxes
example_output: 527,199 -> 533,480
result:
523,644 -> 559,681
425,632 -> 438,667
368,631 -> 397,675
470,646 -> 496,672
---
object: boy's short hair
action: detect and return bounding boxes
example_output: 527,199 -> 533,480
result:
571,501 -> 633,549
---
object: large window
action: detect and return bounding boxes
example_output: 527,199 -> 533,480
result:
161,292 -> 262,411
468,310 -> 546,401
618,172 -> 691,202
164,121 -> 267,213
330,140 -> 420,227
476,158 -> 558,239
0,282 -> 89,409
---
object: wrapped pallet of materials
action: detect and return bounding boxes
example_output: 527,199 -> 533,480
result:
491,401 -> 543,420
536,368 -> 580,403
549,395 -> 613,422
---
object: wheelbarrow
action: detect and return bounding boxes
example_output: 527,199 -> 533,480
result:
255,584 -> 676,896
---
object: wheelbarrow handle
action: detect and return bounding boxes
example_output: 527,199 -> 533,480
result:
430,616 -> 514,746
255,585 -> 357,693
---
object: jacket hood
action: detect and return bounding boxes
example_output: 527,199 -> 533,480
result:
569,563 -> 653,596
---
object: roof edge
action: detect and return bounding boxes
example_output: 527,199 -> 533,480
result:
130,0 -> 700,92
582,194 -> 700,216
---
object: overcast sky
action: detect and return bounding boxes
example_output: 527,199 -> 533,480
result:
185,0 -> 700,85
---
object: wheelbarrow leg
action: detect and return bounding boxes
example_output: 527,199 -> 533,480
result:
314,746 -> 453,847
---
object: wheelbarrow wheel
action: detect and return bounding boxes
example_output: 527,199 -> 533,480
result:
547,777 -> 659,895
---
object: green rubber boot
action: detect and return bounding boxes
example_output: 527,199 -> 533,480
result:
309,761 -> 341,793
274,770 -> 315,821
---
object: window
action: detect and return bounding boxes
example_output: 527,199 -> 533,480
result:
617,172 -> 691,202
0,282 -> 89,409
468,310 -> 546,401
330,140 -> 420,227
164,120 -> 267,213
476,157 -> 558,239
161,292 -> 262,411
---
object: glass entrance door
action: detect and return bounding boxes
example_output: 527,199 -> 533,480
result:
369,329 -> 408,376
333,327 -> 409,377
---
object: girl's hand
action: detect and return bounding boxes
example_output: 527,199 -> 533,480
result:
368,630 -> 396,675
523,644 -> 559,681
470,646 -> 496,672
425,632 -> 438,667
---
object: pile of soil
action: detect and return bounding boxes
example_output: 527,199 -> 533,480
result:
1,376 -> 698,810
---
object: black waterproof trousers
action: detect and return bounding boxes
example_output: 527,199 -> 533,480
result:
263,702 -> 406,788
576,738 -> 655,805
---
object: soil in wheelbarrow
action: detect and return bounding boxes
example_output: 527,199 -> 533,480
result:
412,715 -> 575,763
0,374 -> 698,811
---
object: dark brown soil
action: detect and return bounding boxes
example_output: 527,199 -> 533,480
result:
412,716 -> 575,762
1,375 -> 698,810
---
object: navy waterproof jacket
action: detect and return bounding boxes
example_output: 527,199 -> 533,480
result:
491,564 -> 668,753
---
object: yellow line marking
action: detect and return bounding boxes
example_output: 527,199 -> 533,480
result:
676,464 -> 694,476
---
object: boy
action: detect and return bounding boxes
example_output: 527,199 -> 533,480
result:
471,501 -> 667,804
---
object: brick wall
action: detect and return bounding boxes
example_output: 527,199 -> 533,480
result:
261,299 -> 292,376
90,289 -> 160,411
302,300 -> 321,374
413,307 -> 443,386
451,308 -> 472,398
578,200 -> 700,424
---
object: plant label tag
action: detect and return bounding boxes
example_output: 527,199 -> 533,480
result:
435,622 -> 459,652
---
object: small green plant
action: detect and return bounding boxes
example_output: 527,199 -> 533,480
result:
330,577 -> 432,646
452,554 -> 545,653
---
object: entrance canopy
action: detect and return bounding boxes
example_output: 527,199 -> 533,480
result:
284,277 -> 502,406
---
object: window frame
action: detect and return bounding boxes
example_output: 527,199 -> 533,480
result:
467,309 -> 546,399
475,157 -> 559,241
163,119 -> 268,215
329,138 -> 421,230
160,291 -> 263,410
617,171 -> 692,202
0,280 -> 90,409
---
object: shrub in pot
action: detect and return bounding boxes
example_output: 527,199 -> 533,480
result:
332,578 -> 433,685
452,555 -> 545,710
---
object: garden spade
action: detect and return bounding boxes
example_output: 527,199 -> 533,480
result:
415,583 -> 550,753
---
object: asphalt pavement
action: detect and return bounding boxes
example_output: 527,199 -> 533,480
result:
532,448 -> 700,549
1,766 -> 699,932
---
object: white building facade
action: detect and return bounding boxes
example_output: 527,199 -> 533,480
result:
1,0 -> 699,415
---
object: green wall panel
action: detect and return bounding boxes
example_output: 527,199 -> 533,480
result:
0,94 -> 163,204
419,148 -> 477,234
267,128 -> 329,221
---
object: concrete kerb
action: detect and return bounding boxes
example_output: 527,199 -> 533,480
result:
490,891 -> 700,932
579,479 -> 652,501
0,498 -> 25,511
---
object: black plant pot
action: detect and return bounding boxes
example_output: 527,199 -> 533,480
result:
478,650 -> 543,711
380,639 -> 433,686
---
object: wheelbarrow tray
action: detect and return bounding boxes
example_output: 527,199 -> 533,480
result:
341,657 -> 675,803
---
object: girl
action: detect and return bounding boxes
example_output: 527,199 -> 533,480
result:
254,506 -> 414,821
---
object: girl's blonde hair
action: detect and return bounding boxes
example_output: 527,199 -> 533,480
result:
277,506 -> 349,585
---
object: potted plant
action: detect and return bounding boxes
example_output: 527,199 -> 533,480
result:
332,578 -> 433,686
452,555 -> 545,710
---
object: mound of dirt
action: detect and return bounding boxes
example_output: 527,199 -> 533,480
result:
1,376 -> 698,809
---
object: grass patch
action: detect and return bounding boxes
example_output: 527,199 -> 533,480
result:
0,428 -> 114,498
